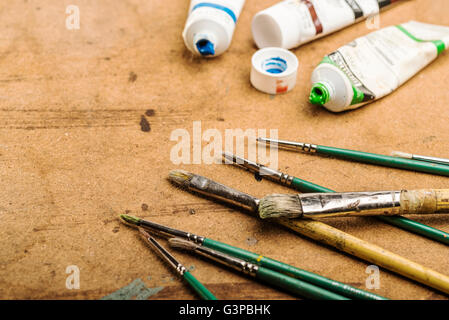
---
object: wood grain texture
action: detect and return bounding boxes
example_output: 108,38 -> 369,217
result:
0,0 -> 449,300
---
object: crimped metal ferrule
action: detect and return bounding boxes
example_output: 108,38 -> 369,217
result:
177,264 -> 187,275
196,246 -> 259,277
299,191 -> 402,218
186,233 -> 205,245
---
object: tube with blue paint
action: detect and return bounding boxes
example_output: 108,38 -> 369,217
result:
183,0 -> 246,57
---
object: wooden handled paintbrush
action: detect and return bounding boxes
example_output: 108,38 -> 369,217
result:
168,169 -> 449,295
259,189 -> 449,219
168,238 -> 349,300
138,228 -> 217,300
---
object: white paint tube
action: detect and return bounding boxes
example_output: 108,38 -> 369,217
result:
252,0 -> 399,49
183,0 -> 246,57
309,21 -> 449,112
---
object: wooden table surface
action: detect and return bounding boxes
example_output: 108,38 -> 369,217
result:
1,0 -> 449,300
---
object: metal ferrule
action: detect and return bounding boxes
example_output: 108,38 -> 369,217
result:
412,154 -> 449,166
195,245 -> 259,277
298,191 -> 402,218
148,237 -> 186,275
186,173 -> 260,212
222,152 -> 294,187
186,232 -> 206,245
258,138 -> 318,153
141,220 -> 205,244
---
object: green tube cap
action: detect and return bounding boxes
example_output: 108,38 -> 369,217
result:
310,83 -> 330,106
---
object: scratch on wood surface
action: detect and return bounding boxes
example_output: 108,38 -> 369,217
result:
0,109 -> 191,130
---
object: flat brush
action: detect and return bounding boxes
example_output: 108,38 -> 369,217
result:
257,137 -> 449,177
222,153 -> 449,246
168,237 -> 348,300
258,189 -> 449,219
138,228 -> 217,300
168,169 -> 449,295
119,214 -> 386,300
392,151 -> 449,166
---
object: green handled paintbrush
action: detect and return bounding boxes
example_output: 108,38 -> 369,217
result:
222,153 -> 449,246
168,237 -> 349,300
120,214 -> 387,300
138,228 -> 217,300
258,137 -> 449,177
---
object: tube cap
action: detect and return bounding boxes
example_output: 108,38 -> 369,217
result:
252,3 -> 301,49
250,47 -> 299,95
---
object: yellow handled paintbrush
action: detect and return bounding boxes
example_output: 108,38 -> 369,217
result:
259,189 -> 449,219
168,169 -> 449,295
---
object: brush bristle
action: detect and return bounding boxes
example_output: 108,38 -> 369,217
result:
258,194 -> 303,219
168,237 -> 199,251
138,227 -> 151,239
168,170 -> 194,187
119,214 -> 141,226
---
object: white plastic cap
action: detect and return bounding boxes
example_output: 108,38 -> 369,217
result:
183,19 -> 230,57
252,2 -> 301,49
250,47 -> 299,95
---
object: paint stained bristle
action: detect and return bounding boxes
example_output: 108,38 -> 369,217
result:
168,237 -> 199,251
138,227 -> 151,239
258,194 -> 303,219
168,170 -> 194,187
119,214 -> 142,227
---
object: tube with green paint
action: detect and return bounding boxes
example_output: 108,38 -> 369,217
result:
310,21 -> 449,112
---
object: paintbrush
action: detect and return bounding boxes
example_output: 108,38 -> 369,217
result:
257,137 -> 449,177
258,189 -> 449,219
392,151 -> 449,166
138,228 -> 217,300
168,169 -> 449,295
222,152 -> 449,245
168,237 -> 349,300
119,214 -> 386,300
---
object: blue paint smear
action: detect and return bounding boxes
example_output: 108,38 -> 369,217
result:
269,57 -> 287,63
196,39 -> 215,56
100,278 -> 164,300
266,68 -> 283,74
192,3 -> 237,23
262,57 -> 288,74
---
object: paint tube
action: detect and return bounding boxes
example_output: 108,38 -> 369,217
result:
183,0 -> 246,57
309,21 -> 449,112
252,0 -> 399,49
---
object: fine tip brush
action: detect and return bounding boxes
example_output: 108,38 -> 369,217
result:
119,213 -> 386,300
137,227 -> 217,300
259,189 -> 449,219
257,137 -> 449,177
168,237 -> 349,300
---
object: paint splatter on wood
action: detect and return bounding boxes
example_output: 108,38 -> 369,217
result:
246,237 -> 258,246
128,72 -> 138,82
145,109 -> 155,117
101,278 -> 163,300
140,115 -> 151,132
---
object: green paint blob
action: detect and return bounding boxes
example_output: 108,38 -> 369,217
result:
309,83 -> 330,105
119,214 -> 141,226
101,278 -> 163,300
